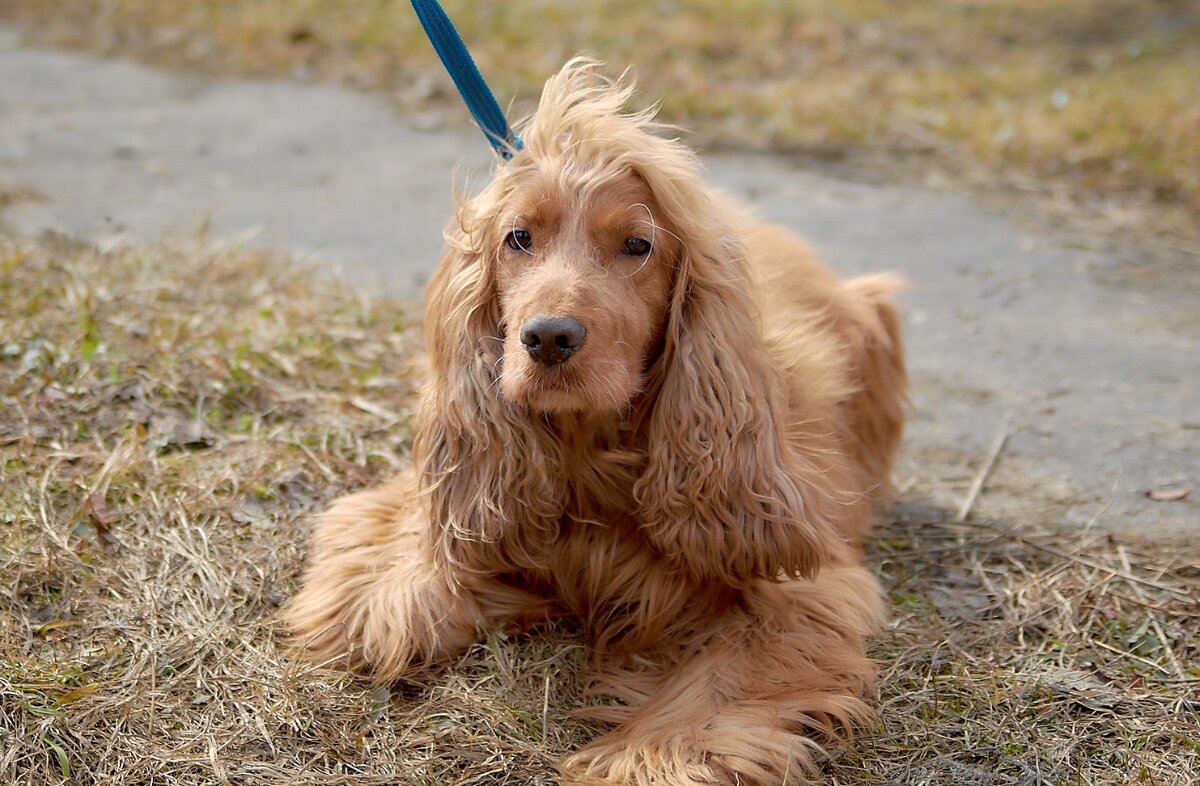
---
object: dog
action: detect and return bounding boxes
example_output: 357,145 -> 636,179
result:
286,58 -> 906,785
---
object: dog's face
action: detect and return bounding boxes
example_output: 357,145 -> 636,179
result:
490,167 -> 677,413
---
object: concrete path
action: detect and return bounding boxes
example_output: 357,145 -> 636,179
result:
1,29 -> 1195,539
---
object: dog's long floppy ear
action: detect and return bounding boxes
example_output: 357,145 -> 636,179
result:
632,212 -> 842,586
414,212 -> 565,575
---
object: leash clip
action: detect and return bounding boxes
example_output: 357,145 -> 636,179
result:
411,0 -> 522,159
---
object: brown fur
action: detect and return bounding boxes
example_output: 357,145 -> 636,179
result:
285,59 -> 907,785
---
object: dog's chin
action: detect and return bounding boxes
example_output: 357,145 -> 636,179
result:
500,358 -> 638,415
516,387 -> 592,413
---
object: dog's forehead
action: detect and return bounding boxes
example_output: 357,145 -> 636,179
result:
503,162 -> 658,227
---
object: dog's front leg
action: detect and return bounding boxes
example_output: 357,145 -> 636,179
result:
284,471 -> 484,680
560,565 -> 886,786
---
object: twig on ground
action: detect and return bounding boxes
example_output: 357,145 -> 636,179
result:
955,412 -> 1011,523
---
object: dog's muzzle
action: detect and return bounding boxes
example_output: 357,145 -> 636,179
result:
520,314 -> 587,366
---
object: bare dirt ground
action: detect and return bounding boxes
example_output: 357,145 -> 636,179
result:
2,30 -> 1194,541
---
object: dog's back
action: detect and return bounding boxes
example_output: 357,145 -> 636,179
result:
746,222 -> 907,501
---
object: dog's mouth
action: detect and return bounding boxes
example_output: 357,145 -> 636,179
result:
502,356 -> 591,411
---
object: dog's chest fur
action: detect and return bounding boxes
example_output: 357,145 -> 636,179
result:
552,413 -> 645,523
482,413 -> 695,626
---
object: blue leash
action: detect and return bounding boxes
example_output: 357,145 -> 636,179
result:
410,0 -> 522,159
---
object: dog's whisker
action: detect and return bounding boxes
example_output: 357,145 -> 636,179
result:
622,203 -> 658,279
654,225 -> 683,246
486,354 -> 508,392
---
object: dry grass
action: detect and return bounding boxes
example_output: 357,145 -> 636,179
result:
0,233 -> 593,784
2,234 -> 1198,785
6,0 -> 1200,245
0,178 -> 43,214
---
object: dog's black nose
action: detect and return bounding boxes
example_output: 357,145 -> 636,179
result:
520,315 -> 587,366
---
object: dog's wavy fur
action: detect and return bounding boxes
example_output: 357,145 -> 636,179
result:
286,58 -> 906,785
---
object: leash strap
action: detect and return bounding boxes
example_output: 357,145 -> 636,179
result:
410,0 -> 522,159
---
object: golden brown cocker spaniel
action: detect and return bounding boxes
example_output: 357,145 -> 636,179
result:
286,59 -> 907,785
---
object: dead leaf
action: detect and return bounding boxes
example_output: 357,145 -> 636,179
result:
147,409 -> 218,451
1037,665 -> 1125,711
81,492 -> 117,547
83,493 -> 114,528
930,585 -> 995,623
1145,487 -> 1190,502
174,417 -> 217,448
929,567 -> 997,622
55,683 -> 100,707
232,497 -> 272,524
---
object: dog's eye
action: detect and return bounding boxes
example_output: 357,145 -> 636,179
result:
505,229 -> 533,254
621,237 -> 652,257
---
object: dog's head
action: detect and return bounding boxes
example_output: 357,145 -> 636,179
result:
486,159 -> 676,413
418,59 -> 837,582
437,60 -> 713,414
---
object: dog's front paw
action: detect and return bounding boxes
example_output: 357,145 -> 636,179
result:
284,484 -> 484,679
560,733 -> 724,786
285,555 -> 481,680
